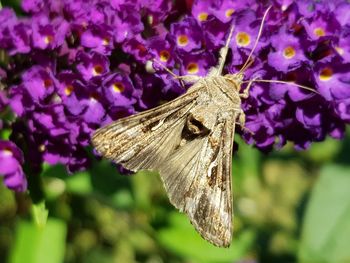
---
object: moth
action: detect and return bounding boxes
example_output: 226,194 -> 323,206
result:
92,7 -> 315,247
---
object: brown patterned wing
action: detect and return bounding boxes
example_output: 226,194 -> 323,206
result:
158,111 -> 236,247
92,87 -> 201,171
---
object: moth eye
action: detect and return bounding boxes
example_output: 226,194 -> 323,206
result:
283,46 -> 296,59
236,32 -> 251,47
319,67 -> 333,81
197,12 -> 208,22
185,114 -> 210,136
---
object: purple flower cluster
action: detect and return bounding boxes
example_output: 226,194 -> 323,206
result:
0,0 -> 350,191
0,140 -> 27,191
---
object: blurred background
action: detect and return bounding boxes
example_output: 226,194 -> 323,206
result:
1,131 -> 350,263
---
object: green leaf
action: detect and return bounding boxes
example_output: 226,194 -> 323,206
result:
10,218 -> 67,263
299,165 -> 350,263
31,201 -> 48,227
158,212 -> 255,263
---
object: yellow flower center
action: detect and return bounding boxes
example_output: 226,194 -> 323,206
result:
64,85 -> 74,96
159,50 -> 170,62
112,82 -> 125,93
225,8 -> 235,18
319,67 -> 333,81
186,62 -> 199,74
177,35 -> 189,47
198,12 -> 208,21
44,35 -> 54,44
236,32 -> 251,47
314,27 -> 325,37
283,46 -> 296,59
92,65 -> 104,76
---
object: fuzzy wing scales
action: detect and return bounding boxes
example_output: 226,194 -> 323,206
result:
92,89 -> 200,170
158,112 -> 236,247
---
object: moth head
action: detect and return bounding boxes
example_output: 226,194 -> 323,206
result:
224,73 -> 244,89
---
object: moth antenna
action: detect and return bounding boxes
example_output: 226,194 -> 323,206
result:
152,59 -> 178,78
216,24 -> 235,75
242,79 -> 319,94
238,6 -> 272,74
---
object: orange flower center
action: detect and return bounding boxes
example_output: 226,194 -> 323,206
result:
177,35 -> 189,47
159,50 -> 170,62
64,85 -> 74,96
112,82 -> 125,93
92,65 -> 104,76
186,62 -> 199,74
319,67 -> 333,81
236,32 -> 251,47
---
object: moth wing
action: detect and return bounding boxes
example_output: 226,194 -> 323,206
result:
92,86 -> 202,171
158,112 -> 236,247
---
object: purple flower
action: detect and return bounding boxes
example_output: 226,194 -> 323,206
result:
179,51 -> 216,77
0,9 -> 31,54
80,25 -> 113,55
148,36 -> 176,67
314,59 -> 350,101
268,27 -> 308,72
102,73 -> 138,108
76,51 -> 110,81
171,17 -> 203,52
32,16 -> 69,50
0,140 -> 27,192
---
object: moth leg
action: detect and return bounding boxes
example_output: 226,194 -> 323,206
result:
235,110 -> 254,135
236,122 -> 254,135
175,75 -> 201,84
152,59 -> 179,78
152,59 -> 201,85
239,77 -> 258,98
152,59 -> 186,87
